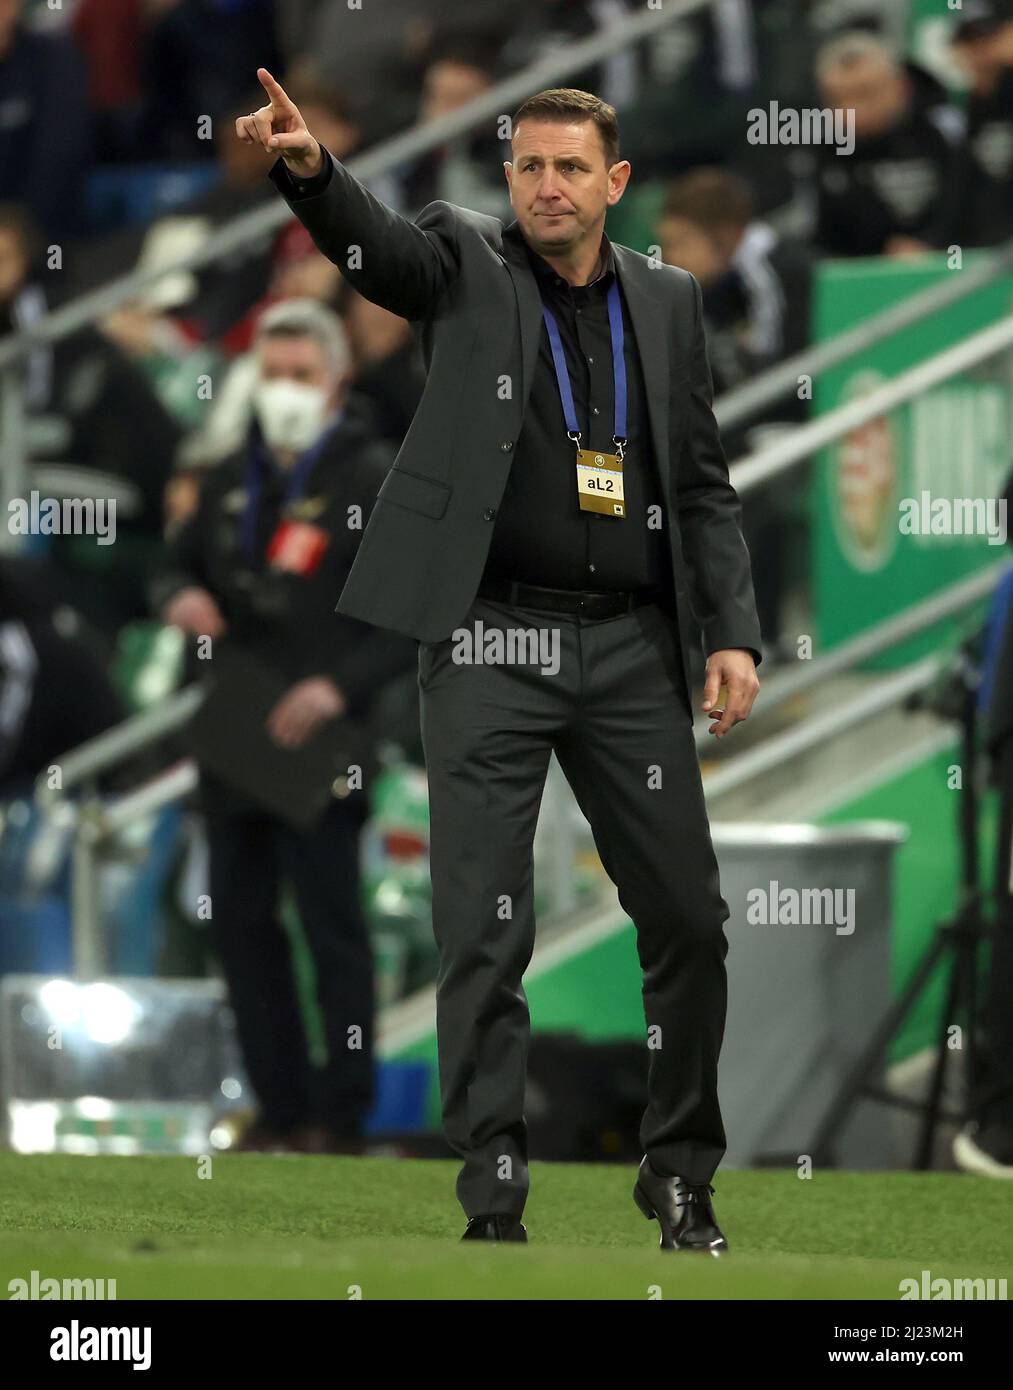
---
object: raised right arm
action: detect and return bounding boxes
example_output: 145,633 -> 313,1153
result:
238,68 -> 459,321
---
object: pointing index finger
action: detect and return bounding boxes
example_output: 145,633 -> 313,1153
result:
258,67 -> 291,111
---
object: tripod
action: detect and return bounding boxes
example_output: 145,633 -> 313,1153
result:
810,646 -> 993,1169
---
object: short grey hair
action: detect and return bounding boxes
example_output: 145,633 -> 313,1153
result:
254,297 -> 352,377
816,32 -> 900,85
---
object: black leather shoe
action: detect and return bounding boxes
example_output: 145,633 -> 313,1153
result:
461,1216 -> 528,1242
633,1157 -> 728,1255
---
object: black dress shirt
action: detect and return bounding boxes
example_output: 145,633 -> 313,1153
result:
483,223 -> 673,594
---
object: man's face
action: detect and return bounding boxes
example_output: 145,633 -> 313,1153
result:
0,227 -> 28,305
258,334 -> 333,393
821,61 -> 910,141
657,216 -> 730,285
505,118 -> 629,257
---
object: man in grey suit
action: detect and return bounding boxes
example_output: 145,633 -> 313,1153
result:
239,67 -> 762,1252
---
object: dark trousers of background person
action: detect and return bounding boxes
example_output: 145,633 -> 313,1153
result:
419,594 -> 731,1220
979,735 -> 1013,1135
206,798 -> 374,1138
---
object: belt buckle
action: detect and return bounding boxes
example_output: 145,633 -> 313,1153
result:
579,592 -> 610,618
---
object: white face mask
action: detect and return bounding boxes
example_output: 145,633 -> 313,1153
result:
254,378 -> 329,454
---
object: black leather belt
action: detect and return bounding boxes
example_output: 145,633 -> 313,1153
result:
477,575 -> 661,619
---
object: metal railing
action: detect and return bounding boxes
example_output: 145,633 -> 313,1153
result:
715,243 -> 1013,433
729,311 -> 1013,494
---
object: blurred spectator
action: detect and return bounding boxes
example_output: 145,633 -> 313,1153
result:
657,167 -> 813,658
141,0 -> 282,160
395,40 -> 511,219
100,219 -> 226,429
72,0 -> 145,163
951,0 -> 1013,247
0,556 -> 124,800
210,80 -> 365,350
657,167 -> 812,408
74,80 -> 362,346
295,0 -> 481,144
813,31 -> 967,258
0,204 -> 181,631
605,0 -> 759,184
498,0 -> 640,112
339,287 -> 425,448
0,0 -> 92,239
152,299 -> 414,1153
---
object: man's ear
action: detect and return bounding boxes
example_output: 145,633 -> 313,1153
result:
607,159 -> 632,206
503,160 -> 513,188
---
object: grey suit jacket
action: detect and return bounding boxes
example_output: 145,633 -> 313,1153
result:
269,152 -> 763,683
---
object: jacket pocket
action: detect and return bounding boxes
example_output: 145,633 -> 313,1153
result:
379,467 -> 452,519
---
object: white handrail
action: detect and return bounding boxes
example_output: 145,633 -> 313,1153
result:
731,312 -> 1013,494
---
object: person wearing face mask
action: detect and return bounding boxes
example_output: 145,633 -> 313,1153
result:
152,298 -> 415,1154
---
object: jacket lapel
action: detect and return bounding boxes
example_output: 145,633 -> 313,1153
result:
612,244 -> 671,486
500,224 -> 545,413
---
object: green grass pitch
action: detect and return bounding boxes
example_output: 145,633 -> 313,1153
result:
1,1154 -> 1010,1300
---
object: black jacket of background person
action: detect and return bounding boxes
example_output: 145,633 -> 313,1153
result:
959,66 -> 1013,249
814,63 -> 967,258
268,149 -> 763,689
0,557 -> 124,798
151,399 -> 417,728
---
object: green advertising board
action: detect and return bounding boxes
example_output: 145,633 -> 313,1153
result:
813,254 -> 1013,663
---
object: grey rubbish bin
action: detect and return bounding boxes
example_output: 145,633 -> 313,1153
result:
711,821 -> 908,1169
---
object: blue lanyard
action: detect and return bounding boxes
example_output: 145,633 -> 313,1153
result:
241,423 -> 337,566
541,279 -> 627,457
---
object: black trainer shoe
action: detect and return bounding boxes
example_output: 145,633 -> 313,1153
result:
633,1156 -> 728,1255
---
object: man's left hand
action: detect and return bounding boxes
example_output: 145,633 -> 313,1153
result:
267,677 -> 346,750
701,649 -> 760,739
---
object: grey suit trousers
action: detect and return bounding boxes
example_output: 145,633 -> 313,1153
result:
418,594 -> 730,1219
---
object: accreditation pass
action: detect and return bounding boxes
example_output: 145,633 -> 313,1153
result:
575,447 -> 626,518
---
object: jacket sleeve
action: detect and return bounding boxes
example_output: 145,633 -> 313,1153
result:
268,148 -> 461,321
676,274 -> 763,667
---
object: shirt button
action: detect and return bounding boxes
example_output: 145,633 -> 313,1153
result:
588,563 -> 596,573
483,508 -> 497,521
587,356 -> 594,364
592,406 -> 600,415
500,441 -> 513,452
